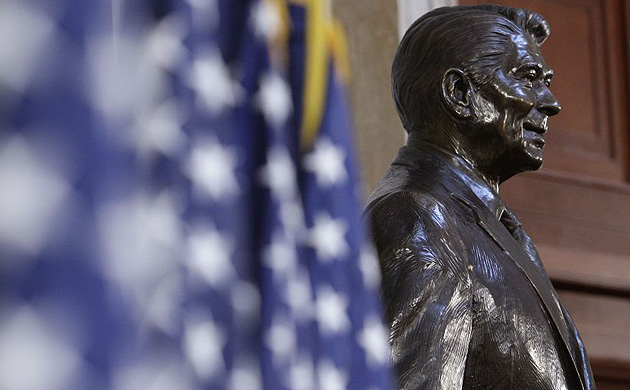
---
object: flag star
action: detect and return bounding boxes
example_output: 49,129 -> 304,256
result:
358,317 -> 391,367
140,191 -> 184,247
184,317 -> 226,380
111,359 -> 193,390
0,306 -> 82,390
259,147 -> 297,200
187,49 -> 242,114
187,138 -> 239,202
316,286 -> 350,335
317,360 -> 349,390
186,0 -> 218,31
186,0 -> 216,10
303,137 -> 347,187
279,199 -> 306,233
265,316 -> 297,365
186,0 -> 216,11
285,270 -> 314,321
186,225 -> 235,289
359,245 -> 381,290
231,281 -> 261,321
134,99 -> 186,159
87,32 -> 151,121
0,1 -> 56,93
97,191 -> 183,293
0,137 -> 70,255
250,0 -> 282,40
286,354 -> 315,390
256,71 -> 292,129
146,274 -> 183,336
229,359 -> 262,390
264,232 -> 297,276
147,14 -> 187,71
308,213 -> 349,262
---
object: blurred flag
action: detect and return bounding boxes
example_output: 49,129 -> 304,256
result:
0,0 -> 131,389
0,0 -> 392,390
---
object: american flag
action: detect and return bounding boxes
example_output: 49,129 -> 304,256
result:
0,1 -> 392,389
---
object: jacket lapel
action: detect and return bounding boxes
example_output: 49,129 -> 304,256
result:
451,192 -> 585,390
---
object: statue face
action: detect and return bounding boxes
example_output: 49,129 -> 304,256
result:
472,33 -> 560,175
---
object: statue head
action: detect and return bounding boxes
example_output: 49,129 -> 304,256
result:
392,5 -> 561,183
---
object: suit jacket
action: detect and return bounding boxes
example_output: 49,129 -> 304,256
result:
366,142 -> 595,390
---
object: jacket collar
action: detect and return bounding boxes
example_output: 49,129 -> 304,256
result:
391,140 -> 505,219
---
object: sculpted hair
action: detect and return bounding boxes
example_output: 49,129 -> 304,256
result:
392,5 -> 550,133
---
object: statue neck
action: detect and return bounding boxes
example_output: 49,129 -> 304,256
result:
406,130 -> 501,193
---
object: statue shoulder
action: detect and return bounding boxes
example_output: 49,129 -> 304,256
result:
366,189 -> 458,246
367,189 -> 454,227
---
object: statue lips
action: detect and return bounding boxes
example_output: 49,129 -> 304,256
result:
523,121 -> 547,149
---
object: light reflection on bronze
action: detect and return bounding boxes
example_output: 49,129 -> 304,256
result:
366,5 -> 595,389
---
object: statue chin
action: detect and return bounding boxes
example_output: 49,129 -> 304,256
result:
516,146 -> 545,174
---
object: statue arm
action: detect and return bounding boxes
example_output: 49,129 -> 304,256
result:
369,191 -> 474,390
559,304 -> 597,390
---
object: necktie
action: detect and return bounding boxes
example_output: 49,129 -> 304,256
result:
499,207 -> 546,272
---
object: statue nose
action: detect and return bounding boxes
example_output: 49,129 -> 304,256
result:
538,91 -> 561,116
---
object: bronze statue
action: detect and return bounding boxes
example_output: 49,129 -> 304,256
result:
366,5 -> 595,389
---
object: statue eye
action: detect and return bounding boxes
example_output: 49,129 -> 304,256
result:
523,69 -> 538,83
510,65 -> 546,86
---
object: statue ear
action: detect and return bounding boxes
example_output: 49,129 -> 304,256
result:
441,68 -> 474,119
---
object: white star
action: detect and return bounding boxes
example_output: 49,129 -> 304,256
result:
146,274 -> 184,336
0,1 -> 56,93
99,191 -> 185,332
285,270 -> 314,321
0,137 -> 70,256
186,138 -> 239,202
229,358 -> 262,390
97,191 -> 183,292
186,0 -> 216,11
279,199 -> 306,234
358,317 -> 391,367
147,14 -> 187,71
259,146 -> 297,200
250,0 -> 282,40
231,281 -> 261,321
256,72 -> 292,129
187,49 -> 242,114
183,316 -> 226,380
359,245 -> 381,290
112,358 -> 194,390
139,191 -> 184,247
186,0 -> 218,32
316,285 -> 350,335
317,360 -> 348,390
264,232 -> 297,276
286,354 -> 315,390
265,316 -> 297,365
308,213 -> 349,262
186,225 -> 235,289
0,306 -> 81,390
134,99 -> 186,159
303,137 -> 347,188
87,32 -> 151,122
